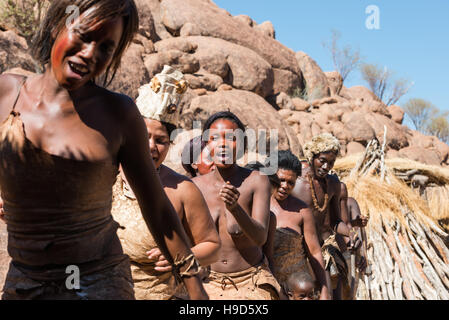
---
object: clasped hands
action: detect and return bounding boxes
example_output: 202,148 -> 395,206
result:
219,181 -> 240,211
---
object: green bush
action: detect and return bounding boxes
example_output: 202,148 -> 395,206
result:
0,0 -> 49,43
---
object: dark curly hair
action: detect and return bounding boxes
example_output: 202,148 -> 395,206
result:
203,111 -> 246,133
277,150 -> 302,177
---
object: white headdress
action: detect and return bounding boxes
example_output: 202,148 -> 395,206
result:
135,65 -> 188,126
303,133 -> 341,164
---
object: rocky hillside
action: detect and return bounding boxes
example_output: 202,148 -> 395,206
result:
1,0 -> 448,166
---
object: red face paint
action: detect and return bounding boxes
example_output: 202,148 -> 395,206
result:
51,31 -> 70,81
49,17 -> 124,90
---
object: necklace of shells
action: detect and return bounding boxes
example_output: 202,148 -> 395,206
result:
307,173 -> 329,213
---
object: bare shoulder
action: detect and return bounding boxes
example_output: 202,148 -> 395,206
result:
0,73 -> 27,120
246,167 -> 270,185
163,165 -> 193,190
0,73 -> 25,101
97,88 -> 146,143
327,174 -> 341,192
169,170 -> 209,203
0,73 -> 25,88
180,177 -> 205,201
95,87 -> 137,119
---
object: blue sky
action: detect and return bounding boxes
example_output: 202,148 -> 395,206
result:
214,0 -> 449,118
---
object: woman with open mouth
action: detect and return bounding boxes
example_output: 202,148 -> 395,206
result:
0,0 -> 207,300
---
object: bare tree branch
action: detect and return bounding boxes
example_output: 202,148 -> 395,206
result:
323,30 -> 361,82
360,63 -> 413,106
402,98 -> 437,132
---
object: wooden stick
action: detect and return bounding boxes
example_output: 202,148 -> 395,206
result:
380,125 -> 387,182
393,226 -> 425,299
393,261 -> 403,300
383,220 -> 414,299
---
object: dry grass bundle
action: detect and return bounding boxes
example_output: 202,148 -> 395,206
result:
335,155 -> 449,186
346,171 -> 449,300
387,158 -> 449,185
336,154 -> 449,229
340,149 -> 449,299
426,186 -> 449,231
344,173 -> 433,231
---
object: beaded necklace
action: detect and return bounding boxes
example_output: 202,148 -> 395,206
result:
307,173 -> 328,213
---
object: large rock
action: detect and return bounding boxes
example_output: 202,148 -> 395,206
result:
330,121 -> 352,143
155,37 -> 198,53
181,89 -> 301,155
341,112 -> 376,144
184,72 -> 223,91
254,21 -> 276,39
135,0 -> 174,40
312,112 -> 330,130
407,129 -> 434,149
360,100 -> 390,117
180,22 -> 202,37
272,68 -> 303,96
192,49 -> 229,79
388,105 -> 405,124
318,103 -> 344,122
291,97 -> 310,112
144,49 -> 200,79
398,146 -> 441,166
432,138 -> 449,165
346,141 -> 365,155
177,36 -> 274,97
134,0 -> 160,40
363,113 -> 409,150
407,130 -> 449,165
343,85 -> 380,103
109,43 -> 150,100
160,0 -> 300,73
233,15 -> 255,27
273,92 -> 294,110
285,111 -> 310,127
0,30 -> 36,74
325,71 -> 343,96
295,51 -> 330,100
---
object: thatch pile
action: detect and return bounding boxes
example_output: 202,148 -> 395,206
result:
334,138 -> 449,300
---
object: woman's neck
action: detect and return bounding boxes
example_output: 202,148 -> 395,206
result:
214,164 -> 239,182
38,67 -> 92,102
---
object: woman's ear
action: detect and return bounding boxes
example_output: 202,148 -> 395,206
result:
191,163 -> 198,171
